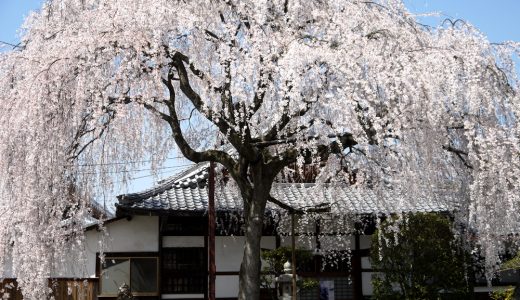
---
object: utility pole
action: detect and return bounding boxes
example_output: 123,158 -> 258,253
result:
208,162 -> 216,300
291,213 -> 297,300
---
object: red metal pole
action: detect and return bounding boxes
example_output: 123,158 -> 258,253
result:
208,162 -> 216,300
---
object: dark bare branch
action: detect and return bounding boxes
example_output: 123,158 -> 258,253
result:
171,51 -> 257,160
278,117 -> 333,141
283,0 -> 289,14
267,195 -> 331,214
442,145 -> 473,169
354,100 -> 378,145
264,132 -> 356,175
248,56 -> 271,116
161,73 -> 237,171
68,109 -> 115,161
261,98 -> 314,143
142,103 -> 172,122
221,59 -> 235,124
268,195 -> 295,212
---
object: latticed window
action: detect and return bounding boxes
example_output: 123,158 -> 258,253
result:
99,256 -> 159,297
161,248 -> 206,293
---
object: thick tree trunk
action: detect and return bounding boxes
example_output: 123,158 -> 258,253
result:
237,166 -> 272,300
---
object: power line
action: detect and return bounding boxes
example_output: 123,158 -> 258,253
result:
79,164 -> 195,198
98,169 -> 181,188
73,155 -> 190,167
76,163 -> 195,174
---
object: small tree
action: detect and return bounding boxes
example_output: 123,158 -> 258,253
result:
371,213 -> 471,299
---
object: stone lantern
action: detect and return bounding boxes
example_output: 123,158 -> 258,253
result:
276,261 -> 298,300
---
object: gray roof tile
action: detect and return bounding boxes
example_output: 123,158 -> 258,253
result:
117,163 -> 450,215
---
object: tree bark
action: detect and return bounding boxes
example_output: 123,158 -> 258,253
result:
237,164 -> 272,300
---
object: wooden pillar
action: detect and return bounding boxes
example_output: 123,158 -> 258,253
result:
158,217 -> 164,300
352,233 -> 363,300
208,162 -> 216,300
291,213 -> 297,300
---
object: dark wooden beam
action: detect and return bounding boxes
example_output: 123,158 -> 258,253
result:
208,162 -> 216,300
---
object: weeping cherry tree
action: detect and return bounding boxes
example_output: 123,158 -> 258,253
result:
0,0 -> 519,299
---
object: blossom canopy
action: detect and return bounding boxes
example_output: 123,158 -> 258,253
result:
0,0 -> 519,298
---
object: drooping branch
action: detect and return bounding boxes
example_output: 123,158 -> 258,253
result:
68,93 -> 130,160
69,93 -> 174,161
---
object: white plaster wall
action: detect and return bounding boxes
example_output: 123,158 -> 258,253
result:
215,236 -> 276,272
216,275 -> 239,298
99,216 -> 159,252
65,216 -> 159,278
213,236 -> 274,298
1,216 -> 158,279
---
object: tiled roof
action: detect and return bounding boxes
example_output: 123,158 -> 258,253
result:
117,163 -> 450,215
270,184 -> 449,214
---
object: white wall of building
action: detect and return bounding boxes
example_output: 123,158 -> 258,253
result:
214,236 -> 276,298
0,216 -> 159,279
81,216 -> 159,277
3,214 -> 376,298
216,275 -> 239,298
215,236 -> 274,272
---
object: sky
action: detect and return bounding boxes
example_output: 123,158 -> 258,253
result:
1,0 -> 519,203
403,0 -> 520,42
0,1 -> 42,48
2,1 -> 520,45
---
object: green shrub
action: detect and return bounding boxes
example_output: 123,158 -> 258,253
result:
371,213 -> 472,300
490,287 -> 515,300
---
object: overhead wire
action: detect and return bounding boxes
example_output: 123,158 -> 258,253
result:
84,163 -> 197,205
72,155 -> 190,167
76,163 -> 195,174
